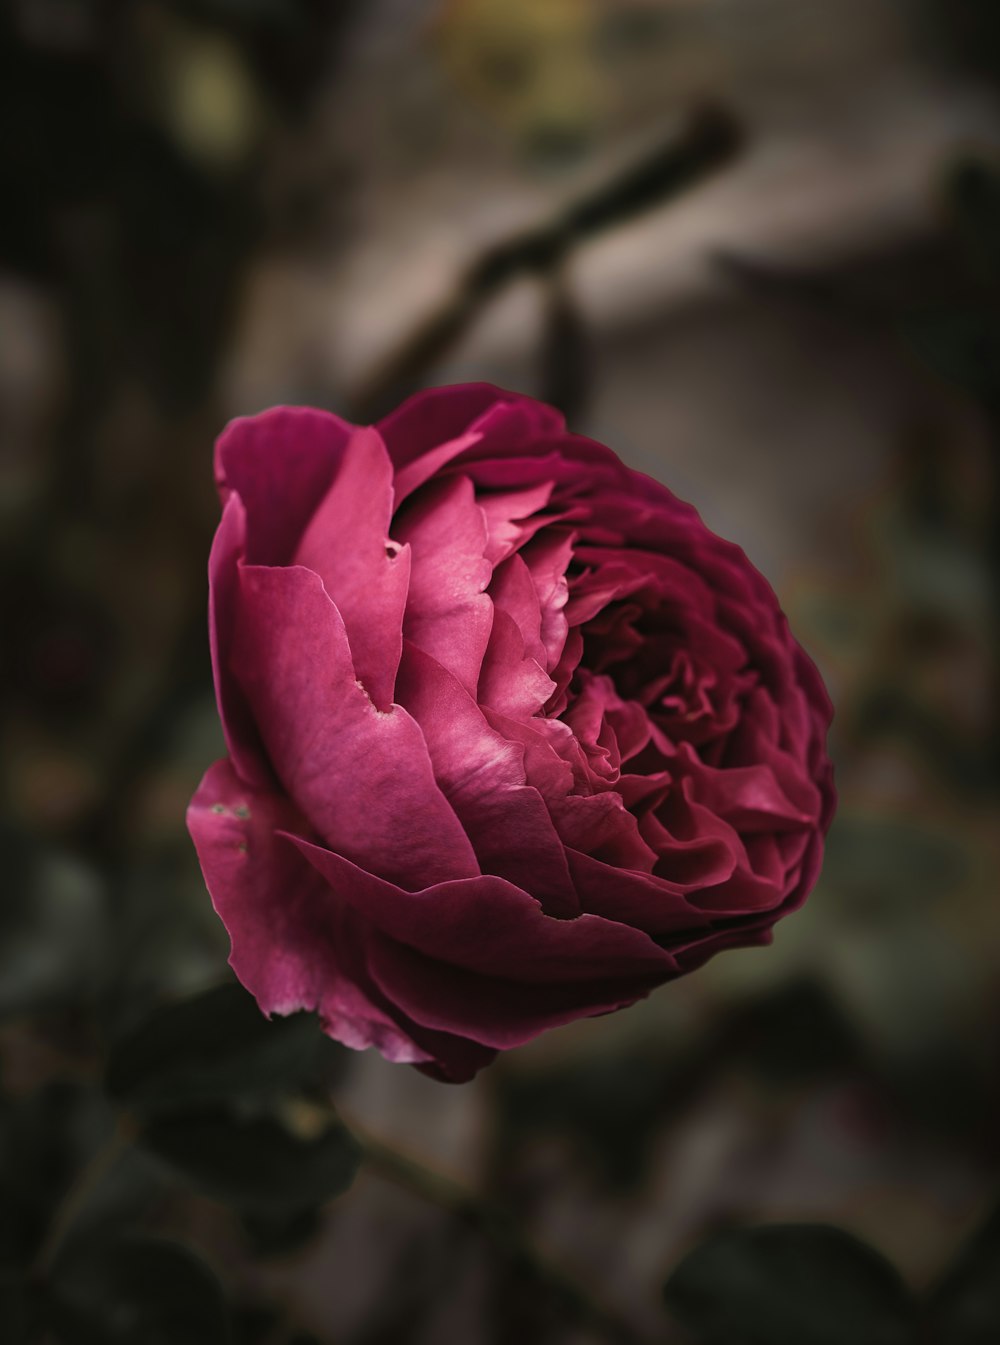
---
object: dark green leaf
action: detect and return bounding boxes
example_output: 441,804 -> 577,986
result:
141,1105 -> 361,1214
928,1203 -> 1000,1343
663,1223 -> 914,1345
106,981 -> 348,1112
46,1235 -> 230,1345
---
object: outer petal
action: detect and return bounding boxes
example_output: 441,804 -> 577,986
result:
208,494 -> 271,789
215,406 -> 353,564
378,384 -> 504,475
566,850 -> 716,937
379,384 -> 564,503
187,760 -> 427,1063
294,427 -> 410,710
231,562 -> 479,888
367,939 -> 666,1050
288,838 -> 678,1048
289,838 -> 676,985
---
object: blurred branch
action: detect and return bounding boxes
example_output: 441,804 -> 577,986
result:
540,263 -> 591,426
32,1121 -> 133,1277
351,104 -> 743,422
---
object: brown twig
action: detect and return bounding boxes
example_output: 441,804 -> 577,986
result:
350,104 -> 743,422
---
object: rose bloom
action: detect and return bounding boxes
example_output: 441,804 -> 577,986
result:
188,385 -> 834,1081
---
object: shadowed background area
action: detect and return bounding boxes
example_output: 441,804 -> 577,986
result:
2,2 -> 1000,1342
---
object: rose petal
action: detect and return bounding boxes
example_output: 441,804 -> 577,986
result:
215,406 -> 351,564
231,563 -> 479,887
367,938 -> 666,1049
488,552 -> 547,670
287,837 -> 677,1048
187,760 -> 428,1062
478,481 -> 557,565
288,838 -> 675,984
393,475 -> 494,695
208,494 -> 271,789
478,608 -> 555,719
396,641 -> 579,917
294,426 -> 410,709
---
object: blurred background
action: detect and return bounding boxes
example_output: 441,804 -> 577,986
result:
3,2 -> 1000,1342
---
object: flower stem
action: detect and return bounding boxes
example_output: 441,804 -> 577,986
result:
356,1125 -> 650,1345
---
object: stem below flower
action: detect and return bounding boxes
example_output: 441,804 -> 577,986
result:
355,1123 -> 651,1345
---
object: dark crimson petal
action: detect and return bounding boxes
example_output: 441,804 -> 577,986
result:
547,789 -> 661,872
284,838 -> 679,1049
380,384 -> 566,502
231,563 -> 479,887
378,383 -> 507,475
680,754 -> 817,834
288,837 -> 676,987
366,938 -> 668,1050
565,850 -> 718,937
294,426 -> 410,710
671,921 -> 777,974
468,395 -> 566,445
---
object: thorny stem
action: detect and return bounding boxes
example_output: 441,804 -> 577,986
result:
355,1124 -> 651,1345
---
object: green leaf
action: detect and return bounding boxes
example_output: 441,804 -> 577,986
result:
141,1105 -> 361,1214
663,1223 -> 914,1345
45,1235 -> 231,1345
928,1204 -> 1000,1343
106,981 -> 348,1112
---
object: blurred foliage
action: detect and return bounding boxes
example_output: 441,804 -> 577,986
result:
664,1224 -> 915,1345
927,1203 -> 1000,1345
105,982 -> 350,1111
45,1235 -> 232,1345
435,0 -> 604,159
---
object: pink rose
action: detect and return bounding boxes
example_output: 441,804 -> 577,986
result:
188,385 -> 834,1081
